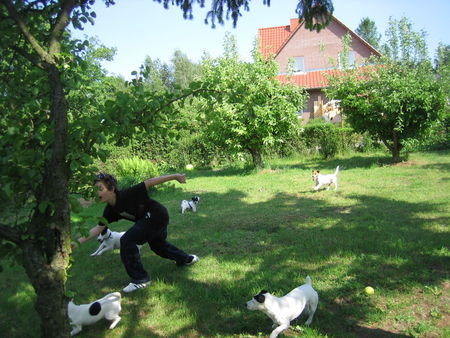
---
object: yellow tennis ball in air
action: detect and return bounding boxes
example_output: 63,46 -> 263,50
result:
185,164 -> 194,171
364,286 -> 375,295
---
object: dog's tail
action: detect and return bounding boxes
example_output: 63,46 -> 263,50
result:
335,165 -> 340,175
99,292 -> 121,304
305,275 -> 313,286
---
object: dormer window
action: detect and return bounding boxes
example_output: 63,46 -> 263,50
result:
339,51 -> 356,68
293,56 -> 305,72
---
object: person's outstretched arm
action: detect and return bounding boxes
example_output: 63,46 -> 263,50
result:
144,173 -> 186,190
77,224 -> 106,244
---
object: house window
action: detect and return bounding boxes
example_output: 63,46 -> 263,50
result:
293,56 -> 305,72
339,51 -> 355,68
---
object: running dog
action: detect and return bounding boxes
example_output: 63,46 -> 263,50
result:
68,292 -> 122,336
246,276 -> 319,338
312,165 -> 340,191
90,227 -> 124,256
181,196 -> 200,214
91,227 -> 142,256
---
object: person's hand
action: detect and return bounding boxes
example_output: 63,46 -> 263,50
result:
176,173 -> 186,184
71,237 -> 85,250
71,241 -> 77,250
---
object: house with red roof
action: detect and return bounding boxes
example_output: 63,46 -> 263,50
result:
258,16 -> 380,123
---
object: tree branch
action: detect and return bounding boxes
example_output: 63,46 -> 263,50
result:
152,87 -> 207,115
10,44 -> 45,69
49,0 -> 76,54
0,0 -> 52,64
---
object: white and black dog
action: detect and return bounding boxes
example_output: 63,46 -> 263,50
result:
90,227 -> 125,256
180,196 -> 200,214
312,165 -> 340,191
91,227 -> 142,256
246,276 -> 319,338
68,292 -> 122,336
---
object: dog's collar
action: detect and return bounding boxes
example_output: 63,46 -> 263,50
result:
99,232 -> 112,243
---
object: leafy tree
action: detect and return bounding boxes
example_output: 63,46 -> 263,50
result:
435,43 -> 450,95
326,60 -> 447,162
138,50 -> 201,92
381,16 -> 428,64
0,0 -> 333,336
198,34 -> 307,167
139,56 -> 175,92
172,49 -> 202,89
355,17 -> 381,50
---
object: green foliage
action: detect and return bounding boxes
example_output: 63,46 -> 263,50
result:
326,60 -> 447,162
356,17 -> 381,50
115,157 -> 160,189
435,43 -> 450,98
197,33 -> 308,167
381,16 -> 428,64
301,121 -> 340,158
402,111 -> 450,151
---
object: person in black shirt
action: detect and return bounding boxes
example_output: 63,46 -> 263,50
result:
75,173 -> 199,293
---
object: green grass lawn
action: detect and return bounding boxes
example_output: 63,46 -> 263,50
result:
1,151 -> 449,337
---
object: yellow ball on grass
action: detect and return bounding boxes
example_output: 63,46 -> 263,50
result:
364,286 -> 375,295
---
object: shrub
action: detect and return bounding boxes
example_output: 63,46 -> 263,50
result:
403,112 -> 450,152
115,157 -> 159,189
301,121 -> 340,158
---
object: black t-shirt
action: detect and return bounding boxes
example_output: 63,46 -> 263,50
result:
100,182 -> 164,225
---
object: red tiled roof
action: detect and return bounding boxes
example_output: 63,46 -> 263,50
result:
258,16 -> 380,61
258,25 -> 294,59
277,69 -> 343,89
258,16 -> 381,89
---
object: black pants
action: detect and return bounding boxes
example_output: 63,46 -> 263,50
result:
120,207 -> 190,283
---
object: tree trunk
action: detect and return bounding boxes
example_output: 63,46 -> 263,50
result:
391,131 -> 402,163
382,134 -> 402,163
21,240 -> 71,338
248,147 -> 263,168
23,64 -> 72,337
391,147 -> 401,163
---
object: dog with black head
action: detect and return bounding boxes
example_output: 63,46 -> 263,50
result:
181,196 -> 200,214
246,276 -> 318,338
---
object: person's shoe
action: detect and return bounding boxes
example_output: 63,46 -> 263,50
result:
185,255 -> 199,266
176,255 -> 199,267
123,281 -> 150,293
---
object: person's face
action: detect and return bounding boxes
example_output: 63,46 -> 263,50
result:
95,181 -> 115,204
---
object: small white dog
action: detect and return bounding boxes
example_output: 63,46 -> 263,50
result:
68,292 -> 122,336
246,276 -> 319,338
91,227 -> 125,256
181,196 -> 200,214
91,227 -> 142,256
312,165 -> 340,191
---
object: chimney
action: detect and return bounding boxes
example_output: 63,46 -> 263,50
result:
290,18 -> 300,31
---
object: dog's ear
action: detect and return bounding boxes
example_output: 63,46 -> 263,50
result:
254,294 -> 266,303
101,227 -> 108,235
260,289 -> 268,294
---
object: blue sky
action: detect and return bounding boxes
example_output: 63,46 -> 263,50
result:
73,0 -> 450,79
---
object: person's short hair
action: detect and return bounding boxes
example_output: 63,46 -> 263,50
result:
94,173 -> 118,192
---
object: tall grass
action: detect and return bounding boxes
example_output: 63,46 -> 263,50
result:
1,151 -> 449,337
